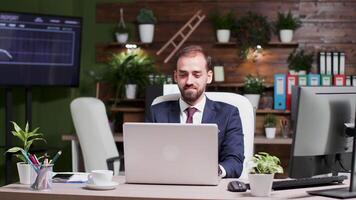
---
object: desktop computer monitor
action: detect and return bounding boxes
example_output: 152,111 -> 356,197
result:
289,86 -> 356,179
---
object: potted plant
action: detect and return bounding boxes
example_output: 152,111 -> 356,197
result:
210,11 -> 235,43
136,8 -> 157,43
248,152 -> 284,197
6,122 -> 46,184
115,25 -> 129,44
264,114 -> 277,139
243,74 -> 265,109
106,49 -> 156,101
115,8 -> 129,44
233,12 -> 271,59
287,49 -> 314,75
274,11 -> 301,43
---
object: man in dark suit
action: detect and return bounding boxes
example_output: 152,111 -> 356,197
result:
147,45 -> 244,178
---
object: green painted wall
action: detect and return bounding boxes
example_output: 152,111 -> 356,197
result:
0,0 -> 122,185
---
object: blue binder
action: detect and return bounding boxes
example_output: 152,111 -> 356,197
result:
274,74 -> 286,110
307,74 -> 321,86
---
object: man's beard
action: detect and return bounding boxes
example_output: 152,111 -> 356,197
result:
179,85 -> 205,105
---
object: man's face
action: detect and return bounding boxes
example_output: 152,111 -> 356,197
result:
174,52 -> 213,105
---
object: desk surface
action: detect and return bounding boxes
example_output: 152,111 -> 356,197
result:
0,176 -> 351,200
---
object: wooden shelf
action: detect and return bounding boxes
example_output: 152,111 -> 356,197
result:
213,41 -> 298,48
254,135 -> 292,145
110,106 -> 145,113
107,42 -> 152,48
208,82 -> 274,88
267,42 -> 299,47
256,109 -> 290,114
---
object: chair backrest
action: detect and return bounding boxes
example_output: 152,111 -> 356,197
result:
70,97 -> 120,174
152,92 -> 254,179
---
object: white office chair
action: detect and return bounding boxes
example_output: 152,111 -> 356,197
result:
70,97 -> 121,174
152,92 -> 255,179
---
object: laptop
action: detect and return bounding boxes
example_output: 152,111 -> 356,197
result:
123,122 -> 219,185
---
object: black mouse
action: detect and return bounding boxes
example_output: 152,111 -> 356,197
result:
227,180 -> 248,192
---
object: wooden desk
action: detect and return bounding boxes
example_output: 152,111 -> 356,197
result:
0,176 -> 351,200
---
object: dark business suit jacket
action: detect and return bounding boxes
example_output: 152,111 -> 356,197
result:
147,97 -> 244,178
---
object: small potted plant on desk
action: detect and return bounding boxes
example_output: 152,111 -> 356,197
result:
248,152 -> 284,197
243,74 -> 265,109
210,10 -> 235,43
274,11 -> 301,43
264,114 -> 277,139
6,122 -> 46,184
287,49 -> 314,75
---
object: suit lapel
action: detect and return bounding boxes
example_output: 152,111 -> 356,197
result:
202,97 -> 216,123
168,101 -> 180,123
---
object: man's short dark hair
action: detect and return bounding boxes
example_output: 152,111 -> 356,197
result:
175,45 -> 212,71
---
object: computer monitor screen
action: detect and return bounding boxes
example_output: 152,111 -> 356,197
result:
289,86 -> 356,178
0,11 -> 82,86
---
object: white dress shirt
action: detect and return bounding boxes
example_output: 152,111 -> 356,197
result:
178,95 -> 227,177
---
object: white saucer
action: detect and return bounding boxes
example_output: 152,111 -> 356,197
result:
85,181 -> 118,190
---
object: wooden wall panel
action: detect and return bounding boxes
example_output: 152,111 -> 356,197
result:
96,0 -> 356,84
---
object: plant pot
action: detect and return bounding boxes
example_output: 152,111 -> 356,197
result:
244,94 -> 260,109
138,24 -> 154,43
265,127 -> 276,139
279,29 -> 293,43
216,29 -> 230,43
248,173 -> 274,197
115,32 -> 128,44
125,84 -> 137,99
213,66 -> 225,82
17,162 -> 37,184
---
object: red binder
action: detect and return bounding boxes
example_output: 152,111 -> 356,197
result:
286,74 -> 298,110
333,74 -> 346,86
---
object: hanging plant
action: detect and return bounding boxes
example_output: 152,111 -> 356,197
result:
233,12 -> 271,59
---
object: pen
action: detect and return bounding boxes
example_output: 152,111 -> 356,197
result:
20,150 -> 39,173
29,153 -> 40,167
50,150 -> 62,164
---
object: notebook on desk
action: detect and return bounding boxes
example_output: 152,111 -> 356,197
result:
123,123 -> 219,185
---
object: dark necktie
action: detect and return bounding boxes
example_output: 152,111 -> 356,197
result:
185,107 -> 198,124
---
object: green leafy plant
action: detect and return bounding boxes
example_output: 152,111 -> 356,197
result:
5,122 -> 46,163
136,8 -> 157,24
250,152 -> 284,174
106,50 -> 156,100
209,10 -> 235,30
244,74 -> 265,94
287,50 -> 314,72
264,114 -> 277,128
274,11 -> 301,32
233,12 -> 271,58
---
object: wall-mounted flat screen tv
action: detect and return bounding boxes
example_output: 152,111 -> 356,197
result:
0,11 -> 82,86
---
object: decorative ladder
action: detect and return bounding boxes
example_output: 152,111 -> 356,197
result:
156,10 -> 206,63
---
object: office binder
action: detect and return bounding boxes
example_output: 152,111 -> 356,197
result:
298,75 -> 307,86
346,76 -> 352,86
326,52 -> 332,75
286,74 -> 298,110
333,74 -> 346,86
274,74 -> 286,110
352,75 -> 356,87
307,74 -> 321,86
321,75 -> 332,86
339,52 -> 345,74
332,52 -> 339,75
319,52 -> 326,74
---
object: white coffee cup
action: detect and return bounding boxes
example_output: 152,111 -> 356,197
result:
87,170 -> 113,185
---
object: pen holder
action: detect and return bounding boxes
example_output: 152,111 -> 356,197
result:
31,164 -> 53,190
281,124 -> 289,138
